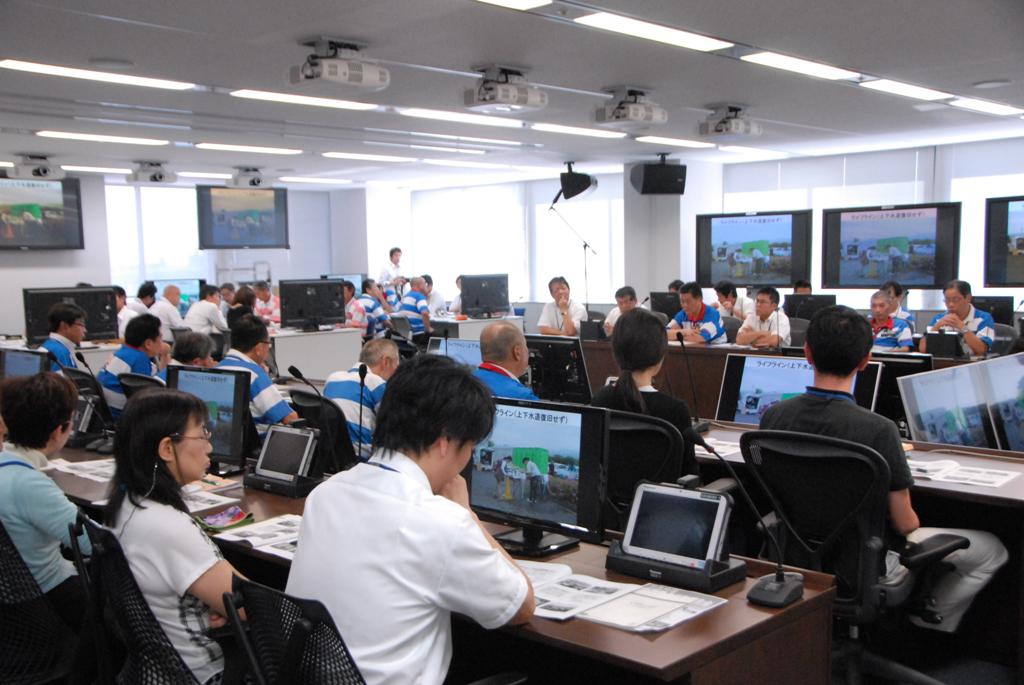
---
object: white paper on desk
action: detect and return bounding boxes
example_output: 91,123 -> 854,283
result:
933,466 -> 1018,488
262,538 -> 299,560
580,584 -> 726,632
516,560 -> 572,587
215,514 -> 301,548
52,458 -> 116,482
183,490 -> 241,513
696,437 -> 741,458
533,574 -> 636,621
907,459 -> 959,480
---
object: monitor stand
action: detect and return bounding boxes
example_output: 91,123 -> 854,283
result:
209,460 -> 244,477
494,525 -> 579,558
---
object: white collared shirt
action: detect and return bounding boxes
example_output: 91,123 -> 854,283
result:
183,299 -> 227,335
117,306 -> 138,338
149,297 -> 185,342
740,309 -> 791,346
537,299 -> 588,333
2,442 -> 49,470
287,450 -> 528,685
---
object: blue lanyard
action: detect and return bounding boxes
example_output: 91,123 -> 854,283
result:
805,387 -> 856,403
359,458 -> 399,473
0,461 -> 33,470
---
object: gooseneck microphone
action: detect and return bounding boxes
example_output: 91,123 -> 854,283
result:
357,363 -> 369,459
676,331 -> 710,434
74,351 -> 95,375
639,295 -> 650,307
685,428 -> 804,608
46,350 -> 65,371
443,326 -> 450,357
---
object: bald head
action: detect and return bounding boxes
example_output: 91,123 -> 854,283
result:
480,321 -> 529,376
163,284 -> 181,306
409,276 -> 426,292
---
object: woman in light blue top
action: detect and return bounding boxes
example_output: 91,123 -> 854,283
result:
0,372 -> 91,630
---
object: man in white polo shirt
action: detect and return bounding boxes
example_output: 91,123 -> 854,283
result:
736,286 -> 791,348
183,284 -> 228,335
288,354 -> 534,685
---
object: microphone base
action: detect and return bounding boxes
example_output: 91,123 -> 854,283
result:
747,571 -> 804,608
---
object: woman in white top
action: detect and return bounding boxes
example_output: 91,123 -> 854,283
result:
105,390 -> 242,685
711,280 -> 755,321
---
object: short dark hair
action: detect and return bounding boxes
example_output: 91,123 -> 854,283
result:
713,281 -> 738,299
610,309 -> 667,413
361,278 -> 376,294
422,274 -> 433,287
231,314 -> 269,352
112,285 -> 127,299
880,280 -> 904,298
793,279 -> 812,291
678,281 -> 703,299
667,279 -> 684,292
106,389 -> 209,523
614,286 -> 637,301
945,279 -> 971,297
233,285 -> 256,308
137,281 -> 157,299
48,302 -> 85,333
124,314 -> 161,347
0,372 -> 77,448
548,276 -> 569,294
806,306 -> 872,377
756,286 -> 780,306
341,280 -> 356,296
219,282 -> 236,292
172,332 -> 215,364
389,247 -> 402,258
373,354 -> 494,455
199,284 -> 219,299
253,280 -> 270,292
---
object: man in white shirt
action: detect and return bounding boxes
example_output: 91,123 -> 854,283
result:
603,285 -> 641,335
537,276 -> 587,337
126,281 -> 157,315
422,274 -> 447,316
218,282 -> 236,318
183,284 -> 228,335
252,281 -> 280,325
288,354 -> 534,685
379,246 -> 406,292
736,286 -> 791,348
341,280 -> 367,332
149,284 -> 187,343
711,280 -> 755,321
113,286 -> 138,339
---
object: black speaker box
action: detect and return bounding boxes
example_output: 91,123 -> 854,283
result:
630,163 -> 687,195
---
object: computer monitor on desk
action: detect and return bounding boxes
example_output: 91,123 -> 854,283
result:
975,353 -> 1024,451
524,334 -> 592,404
461,274 -> 509,319
716,354 -> 882,425
649,291 -> 682,322
23,286 -> 119,344
166,365 -> 255,471
466,398 -> 606,556
279,279 -> 346,331
869,352 -> 933,438
0,348 -> 48,380
898,364 -> 998,449
782,294 -> 836,320
970,296 -> 1014,326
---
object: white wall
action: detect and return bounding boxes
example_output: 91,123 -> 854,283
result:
0,174 -> 111,335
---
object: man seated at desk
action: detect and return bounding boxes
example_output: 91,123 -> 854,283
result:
399,276 -> 434,344
538,276 -> 587,337
40,302 -> 86,372
150,284 -> 186,344
868,289 -> 913,352
736,286 -> 790,348
159,331 -> 217,381
183,284 -> 228,335
603,285 -> 641,336
359,278 -> 392,339
666,282 -> 727,345
288,354 -> 535,684
252,280 -> 281,325
341,279 -> 368,333
474,320 -> 538,401
97,314 -> 166,416
920,279 -> 994,357
216,314 -> 298,428
324,338 -> 400,458
881,280 -> 914,331
422,274 -> 447,316
760,305 -> 1007,632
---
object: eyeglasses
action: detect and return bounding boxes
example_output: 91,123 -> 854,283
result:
172,427 -> 212,442
73,321 -> 87,329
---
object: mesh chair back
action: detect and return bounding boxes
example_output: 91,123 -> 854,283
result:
81,518 -> 198,684
788,318 -> 810,347
721,315 -> 742,343
227,576 -> 365,685
118,373 -> 165,400
209,331 -> 229,361
170,327 -> 192,347
65,367 -> 116,427
739,430 -> 890,620
604,410 -> 686,531
289,388 -> 359,474
991,323 -> 1018,356
0,518 -> 76,684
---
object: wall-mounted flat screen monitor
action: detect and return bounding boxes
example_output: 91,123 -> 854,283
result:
153,278 -> 206,318
279,279 -> 345,330
23,287 -> 118,344
696,210 -> 812,287
461,274 -> 509,319
715,354 -> 881,425
196,186 -> 288,249
980,353 -> 1024,451
166,365 -> 251,467
524,334 -> 591,404
466,398 -> 607,556
984,195 -> 1024,287
0,348 -> 49,380
970,295 -> 1014,327
427,337 -> 482,367
898,364 -> 998,449
0,178 -> 84,250
822,203 -> 960,288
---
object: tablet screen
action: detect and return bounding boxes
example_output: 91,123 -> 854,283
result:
623,486 -> 730,569
255,427 -> 316,481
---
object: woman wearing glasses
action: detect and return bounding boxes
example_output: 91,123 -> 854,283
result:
106,390 -> 241,685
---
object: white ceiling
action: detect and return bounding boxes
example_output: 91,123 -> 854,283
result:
1,0 -> 1023,188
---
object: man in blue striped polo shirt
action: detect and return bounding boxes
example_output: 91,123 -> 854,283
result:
869,290 -> 914,352
40,302 -> 86,372
97,314 -> 165,416
398,276 -> 434,345
217,314 -> 298,428
323,339 -> 400,458
358,279 -> 392,338
922,279 -> 995,357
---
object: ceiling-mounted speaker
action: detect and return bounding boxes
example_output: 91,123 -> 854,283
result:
560,163 -> 597,200
630,159 -> 687,195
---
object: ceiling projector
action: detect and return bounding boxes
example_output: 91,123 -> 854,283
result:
595,89 -> 667,130
290,40 -> 390,91
464,67 -> 547,114
698,105 -> 763,138
7,155 -> 64,181
129,161 -> 176,184
228,168 -> 267,189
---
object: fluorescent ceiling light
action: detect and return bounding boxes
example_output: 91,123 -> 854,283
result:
858,79 -> 952,101
408,144 -> 485,155
60,165 -> 131,174
531,122 -> 627,139
472,0 -> 551,9
635,135 -> 715,149
0,59 -> 196,90
411,131 -> 523,146
423,159 -> 512,169
195,143 -> 302,155
178,171 -> 233,179
718,145 -> 787,159
740,51 -> 859,80
278,176 -> 352,185
322,152 -> 415,163
397,108 -> 524,129
574,12 -> 733,52
948,98 -> 1024,116
229,89 -> 377,111
0,161 -> 13,168
36,130 -> 169,146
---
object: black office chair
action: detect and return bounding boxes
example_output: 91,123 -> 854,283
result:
223,575 -> 365,685
585,310 -> 606,324
289,388 -> 359,474
64,367 -> 117,454
170,326 -> 192,347
788,317 -> 810,347
721,315 -> 742,344
118,372 -> 165,399
0,519 -> 77,684
991,323 -> 1018,357
210,330 -> 230,361
739,430 -> 969,685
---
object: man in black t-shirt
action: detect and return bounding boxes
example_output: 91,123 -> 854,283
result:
760,306 -> 1007,633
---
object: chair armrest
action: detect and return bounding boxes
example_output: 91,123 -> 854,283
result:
899,533 -> 969,570
701,477 -> 737,495
675,474 -> 701,490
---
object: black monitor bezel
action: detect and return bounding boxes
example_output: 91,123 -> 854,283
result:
523,333 -> 592,404
983,195 -> 1024,287
0,177 -> 84,250
196,185 -> 289,250
781,293 -> 836,320
279,278 -> 347,329
696,209 -> 813,288
22,286 -> 119,344
868,352 -> 934,429
460,273 -> 510,319
166,365 -> 251,466
969,295 -> 1015,327
649,291 -> 682,321
897,363 -> 999,449
466,397 -> 607,544
821,202 -> 961,289
0,348 -> 49,380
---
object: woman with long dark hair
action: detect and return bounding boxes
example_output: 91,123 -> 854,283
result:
592,308 -> 699,476
106,390 -> 241,685
226,285 -> 256,330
